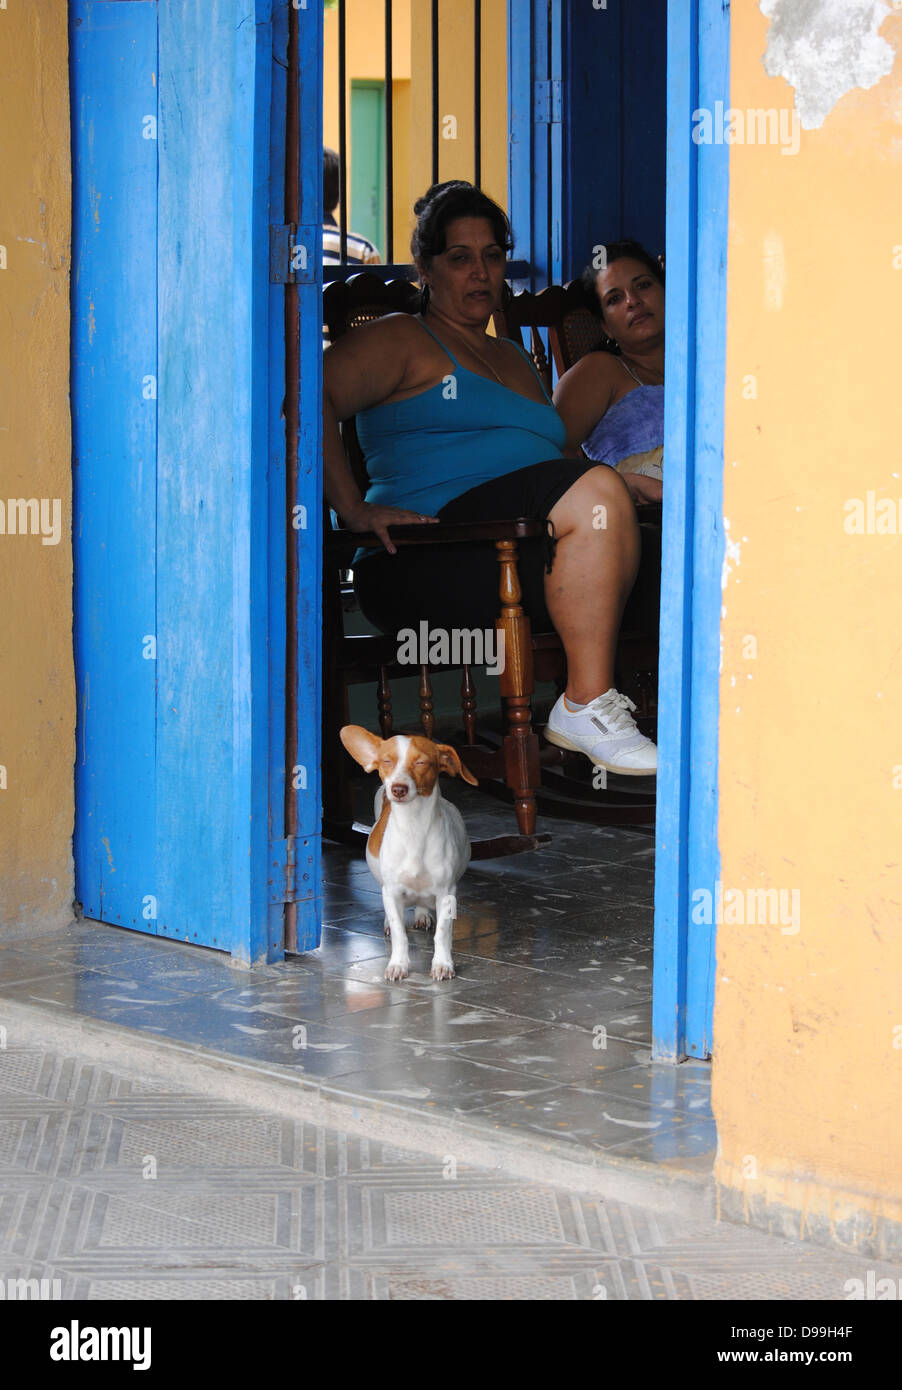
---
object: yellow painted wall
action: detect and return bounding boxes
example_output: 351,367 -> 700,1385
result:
324,0 -> 507,261
0,3 -> 74,939
716,1 -> 902,1245
324,0 -> 412,258
409,0 -> 508,218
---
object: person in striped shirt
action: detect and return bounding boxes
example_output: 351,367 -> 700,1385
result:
323,148 -> 381,267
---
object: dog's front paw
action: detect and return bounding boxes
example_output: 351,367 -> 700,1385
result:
413,908 -> 434,931
385,958 -> 409,982
430,958 -> 455,982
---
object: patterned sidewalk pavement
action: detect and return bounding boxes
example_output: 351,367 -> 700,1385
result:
2,1043 -> 899,1301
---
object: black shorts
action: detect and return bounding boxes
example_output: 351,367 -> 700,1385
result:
353,458 -> 660,638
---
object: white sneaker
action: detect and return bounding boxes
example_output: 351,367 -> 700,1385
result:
544,688 -> 657,776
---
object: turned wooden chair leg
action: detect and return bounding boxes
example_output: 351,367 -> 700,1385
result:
495,538 -> 540,836
419,665 -> 434,738
377,665 -> 393,738
461,664 -> 477,745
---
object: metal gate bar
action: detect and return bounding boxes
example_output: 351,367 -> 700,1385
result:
474,0 -> 482,188
337,0 -> 348,263
431,0 -> 440,186
384,0 -> 394,263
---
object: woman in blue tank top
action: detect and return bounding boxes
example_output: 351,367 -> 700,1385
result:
323,184 -> 657,777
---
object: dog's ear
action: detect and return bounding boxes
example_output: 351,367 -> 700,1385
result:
340,725 -> 382,772
436,743 -> 479,786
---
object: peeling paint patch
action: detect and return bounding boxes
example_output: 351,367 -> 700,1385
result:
760,0 -> 897,129
722,517 -> 742,591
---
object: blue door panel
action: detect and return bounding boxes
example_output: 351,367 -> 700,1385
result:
619,0 -> 668,259
507,0 -> 562,290
71,1 -> 320,961
153,0 -> 273,955
72,1 -> 160,934
506,0 -> 533,287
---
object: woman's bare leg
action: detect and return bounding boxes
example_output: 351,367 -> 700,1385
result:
545,466 -> 639,704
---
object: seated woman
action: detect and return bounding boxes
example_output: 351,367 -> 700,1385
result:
323,183 -> 656,776
553,240 -> 664,508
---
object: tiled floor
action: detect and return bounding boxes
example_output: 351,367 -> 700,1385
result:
312,784 -> 711,1163
0,787 -> 711,1169
1,1044 -> 894,1300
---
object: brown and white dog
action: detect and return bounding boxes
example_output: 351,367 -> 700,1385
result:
339,726 -> 478,981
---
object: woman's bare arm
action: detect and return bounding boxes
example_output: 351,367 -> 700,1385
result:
553,353 -> 618,456
323,316 -> 439,552
619,473 -> 663,505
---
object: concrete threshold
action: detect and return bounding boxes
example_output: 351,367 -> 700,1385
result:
0,994 -> 715,1220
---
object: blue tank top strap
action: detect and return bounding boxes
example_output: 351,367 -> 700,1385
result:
508,339 -> 554,406
416,317 -> 552,404
415,316 -> 460,366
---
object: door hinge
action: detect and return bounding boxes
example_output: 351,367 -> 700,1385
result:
269,224 -> 317,284
269,836 -> 296,904
269,835 -> 316,905
534,79 -> 563,125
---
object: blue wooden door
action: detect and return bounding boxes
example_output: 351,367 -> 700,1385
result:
71,0 -> 322,963
508,0 -> 563,291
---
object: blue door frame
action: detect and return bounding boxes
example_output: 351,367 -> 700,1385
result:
283,0 -> 325,956
652,0 -> 728,1061
71,0 -> 323,964
508,0 -> 729,1059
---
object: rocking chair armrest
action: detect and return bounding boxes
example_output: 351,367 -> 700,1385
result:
325,516 -> 545,563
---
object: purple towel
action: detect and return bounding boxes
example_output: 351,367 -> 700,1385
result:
582,384 -> 664,466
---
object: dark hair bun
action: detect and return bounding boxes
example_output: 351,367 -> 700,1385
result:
411,182 -> 513,264
413,180 -> 474,217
